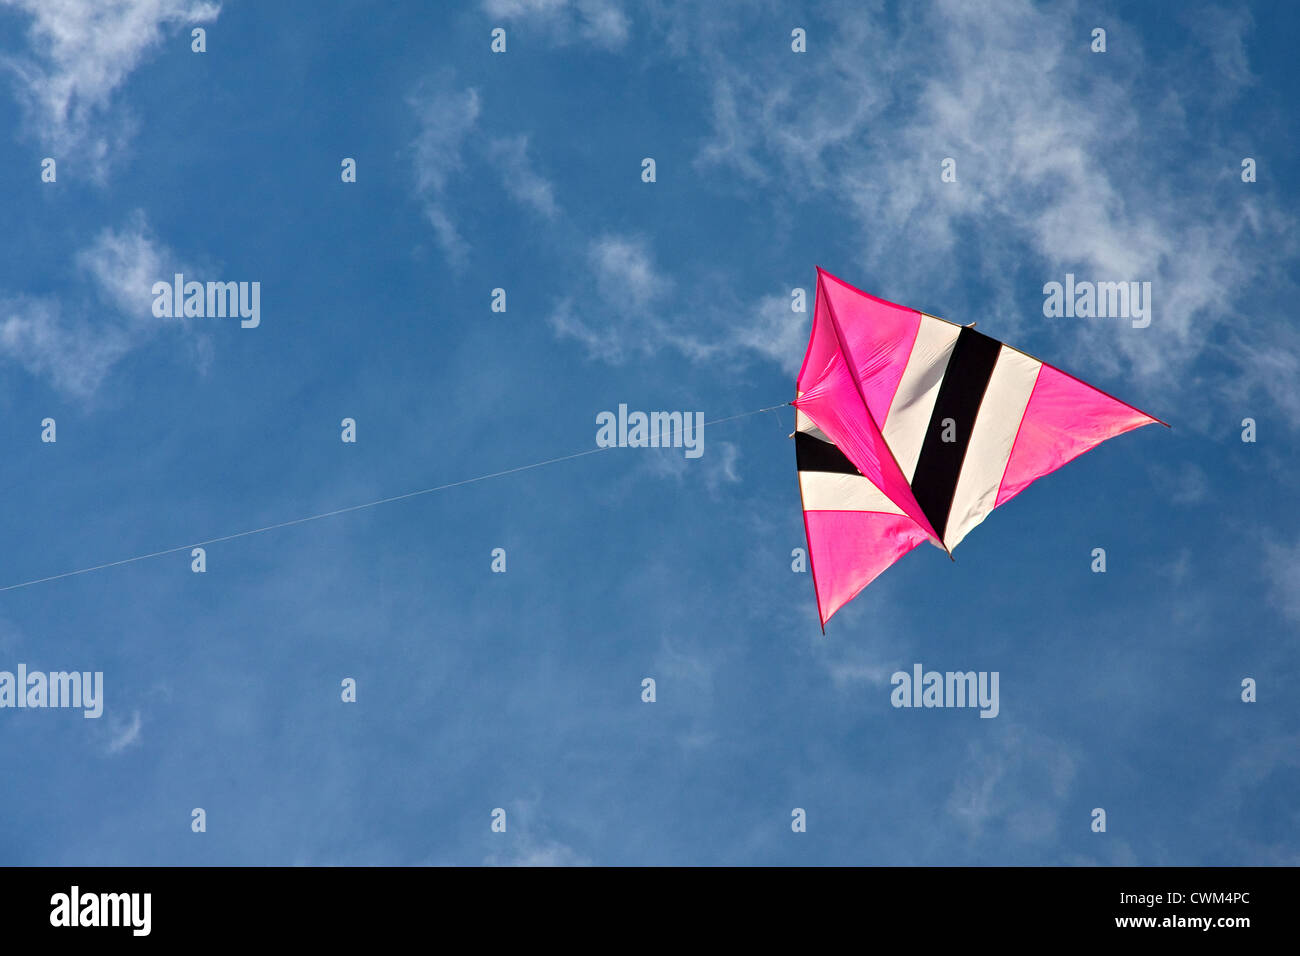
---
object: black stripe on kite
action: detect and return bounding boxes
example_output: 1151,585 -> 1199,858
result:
795,431 -> 861,476
909,326 -> 1002,539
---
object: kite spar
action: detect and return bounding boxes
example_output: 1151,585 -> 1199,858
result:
794,267 -> 1166,630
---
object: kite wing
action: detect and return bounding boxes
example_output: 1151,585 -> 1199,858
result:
795,267 -> 1163,629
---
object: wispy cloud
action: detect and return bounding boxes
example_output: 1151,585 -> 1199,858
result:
0,212 -> 194,397
639,440 -> 740,494
481,796 -> 592,866
589,235 -> 670,307
728,291 -> 810,376
547,231 -> 817,375
947,723 -> 1077,845
668,0 -> 1295,422
0,294 -> 126,398
488,135 -> 560,218
409,76 -> 481,268
484,838 -> 591,866
76,211 -> 173,318
408,77 -> 562,266
810,578 -> 917,690
105,709 -> 143,755
0,0 -> 221,178
482,0 -> 629,50
549,234 -> 699,362
1263,536 -> 1300,623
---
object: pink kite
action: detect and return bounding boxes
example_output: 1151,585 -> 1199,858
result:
795,267 -> 1165,629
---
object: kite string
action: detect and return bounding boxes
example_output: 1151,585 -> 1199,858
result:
0,401 -> 792,593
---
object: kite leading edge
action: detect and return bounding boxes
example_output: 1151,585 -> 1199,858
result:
795,267 -> 1166,630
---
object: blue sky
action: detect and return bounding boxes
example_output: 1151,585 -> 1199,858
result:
0,0 -> 1295,865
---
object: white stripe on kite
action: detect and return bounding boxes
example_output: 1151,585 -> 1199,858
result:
794,405 -> 830,443
799,470 -> 906,514
882,314 -> 960,481
943,346 -> 1041,550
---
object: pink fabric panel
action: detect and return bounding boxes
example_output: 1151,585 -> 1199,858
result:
794,271 -> 938,542
794,357 -> 938,542
816,268 -> 922,429
795,279 -> 844,393
804,511 -> 931,627
996,364 -> 1159,508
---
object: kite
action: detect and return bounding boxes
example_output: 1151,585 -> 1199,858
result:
794,267 -> 1166,629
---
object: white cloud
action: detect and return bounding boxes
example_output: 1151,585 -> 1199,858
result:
0,213 -> 191,398
483,0 -> 567,13
547,234 -> 814,380
0,0 -> 221,176
826,659 -> 893,689
728,291 -> 810,376
670,0 -> 1294,421
480,796 -> 592,865
1186,5 -> 1257,100
482,0 -> 629,50
1223,324 -> 1300,430
947,723 -> 1077,844
488,135 -> 559,218
0,294 -> 129,397
76,211 -> 171,320
409,78 -> 562,266
573,0 -> 630,49
106,709 -> 143,754
1263,537 -> 1300,623
550,234 -> 705,362
589,234 -> 670,307
638,438 -> 740,494
694,75 -> 767,182
484,838 -> 591,866
409,77 -> 481,268
705,440 -> 740,490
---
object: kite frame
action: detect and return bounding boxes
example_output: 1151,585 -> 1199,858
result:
797,266 -> 1170,630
